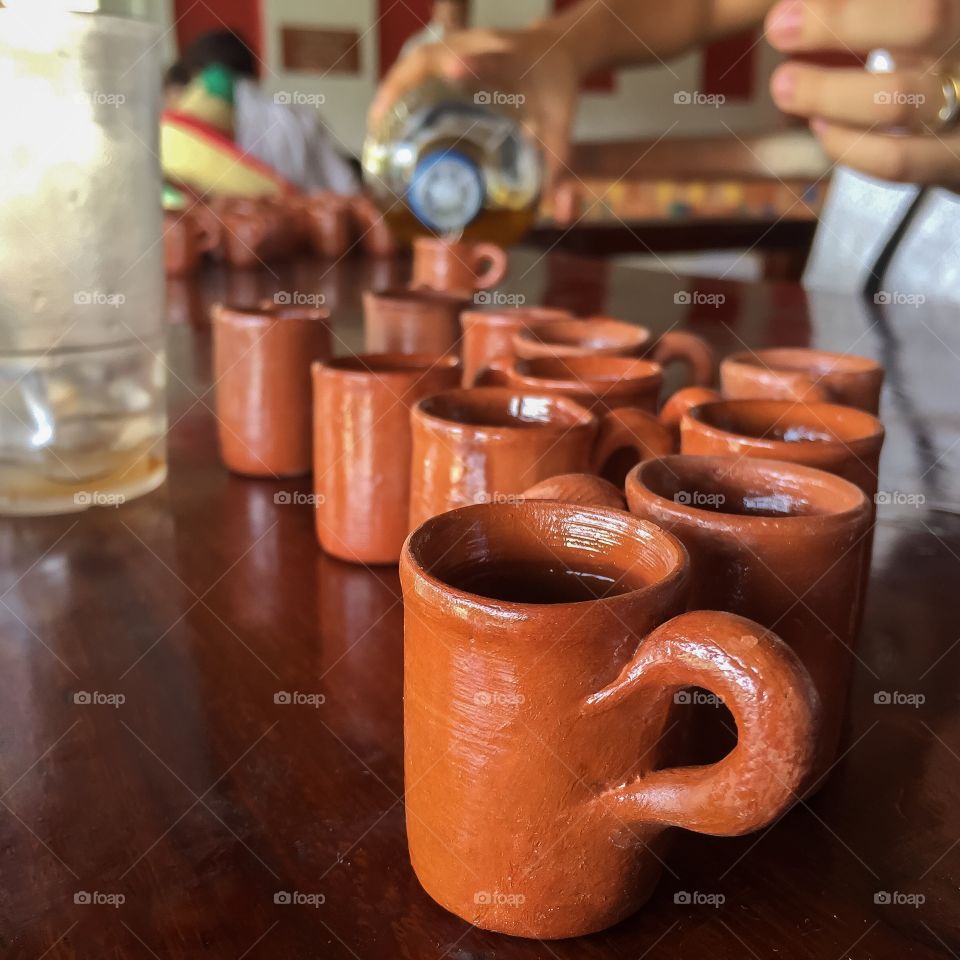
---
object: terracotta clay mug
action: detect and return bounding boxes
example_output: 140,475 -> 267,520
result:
477,354 -> 664,414
408,387 -> 669,530
312,353 -> 460,564
363,287 -> 469,357
460,306 -> 572,387
475,354 -> 667,486
681,398 -> 885,497
163,209 -> 216,277
401,499 -> 819,939
625,455 -> 870,790
212,303 -> 331,477
515,316 -> 715,389
614,393 -> 886,499
720,348 -> 883,413
412,236 -> 509,297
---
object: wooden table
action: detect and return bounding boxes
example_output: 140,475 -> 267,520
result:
3,251 -> 959,959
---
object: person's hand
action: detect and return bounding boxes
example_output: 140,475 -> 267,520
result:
368,26 -> 581,189
766,0 -> 960,188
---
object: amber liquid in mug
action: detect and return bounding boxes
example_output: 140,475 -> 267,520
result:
454,561 -> 633,604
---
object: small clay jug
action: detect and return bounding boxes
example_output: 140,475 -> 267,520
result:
312,353 -> 460,564
460,306 -> 572,387
212,303 -> 331,477
720,347 -> 883,413
411,236 -> 509,297
407,387 -> 672,531
516,316 -> 715,388
401,499 -> 819,939
163,208 -> 216,277
303,193 -> 352,259
363,287 -> 469,357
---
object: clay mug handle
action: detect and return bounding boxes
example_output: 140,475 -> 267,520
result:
650,331 -> 715,387
589,407 -> 674,475
658,386 -> 722,433
521,473 -> 626,509
227,214 -> 268,263
192,214 -> 218,255
584,611 -> 819,834
472,357 -> 512,387
471,243 -> 509,289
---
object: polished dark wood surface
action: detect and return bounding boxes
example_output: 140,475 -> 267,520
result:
3,250 -> 959,958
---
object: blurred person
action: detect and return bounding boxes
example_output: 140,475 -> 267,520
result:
399,0 -> 470,60
171,30 -> 358,195
371,0 -> 960,301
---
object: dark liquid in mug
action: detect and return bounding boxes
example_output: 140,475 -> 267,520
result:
454,561 -> 633,604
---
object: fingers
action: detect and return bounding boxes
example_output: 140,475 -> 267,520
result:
765,0 -> 960,58
367,43 -> 470,128
770,64 -> 947,131
810,117 -> 960,186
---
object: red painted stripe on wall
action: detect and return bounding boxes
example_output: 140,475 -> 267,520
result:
701,29 -> 757,100
174,0 -> 263,73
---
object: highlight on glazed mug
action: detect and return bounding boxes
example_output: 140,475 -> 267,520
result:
400,499 -> 819,939
406,387 -> 673,530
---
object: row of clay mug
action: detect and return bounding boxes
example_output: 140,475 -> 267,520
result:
312,377 -> 656,565
168,192 -> 397,276
401,498 -> 820,938
524,453 -> 872,794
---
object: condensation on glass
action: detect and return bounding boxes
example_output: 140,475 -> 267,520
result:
0,4 -> 167,515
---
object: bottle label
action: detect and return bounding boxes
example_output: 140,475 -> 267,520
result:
408,149 -> 484,233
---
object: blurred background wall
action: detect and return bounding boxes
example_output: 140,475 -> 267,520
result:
149,0 -> 785,156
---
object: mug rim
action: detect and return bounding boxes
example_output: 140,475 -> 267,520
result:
365,286 -> 471,307
402,500 -> 688,614
517,317 -> 652,351
413,386 -> 598,436
626,454 -> 870,530
312,353 -> 459,381
683,398 -> 885,452
413,235 -> 501,254
460,306 -> 572,329
510,354 -> 663,388
722,347 -> 881,378
212,302 -> 330,327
